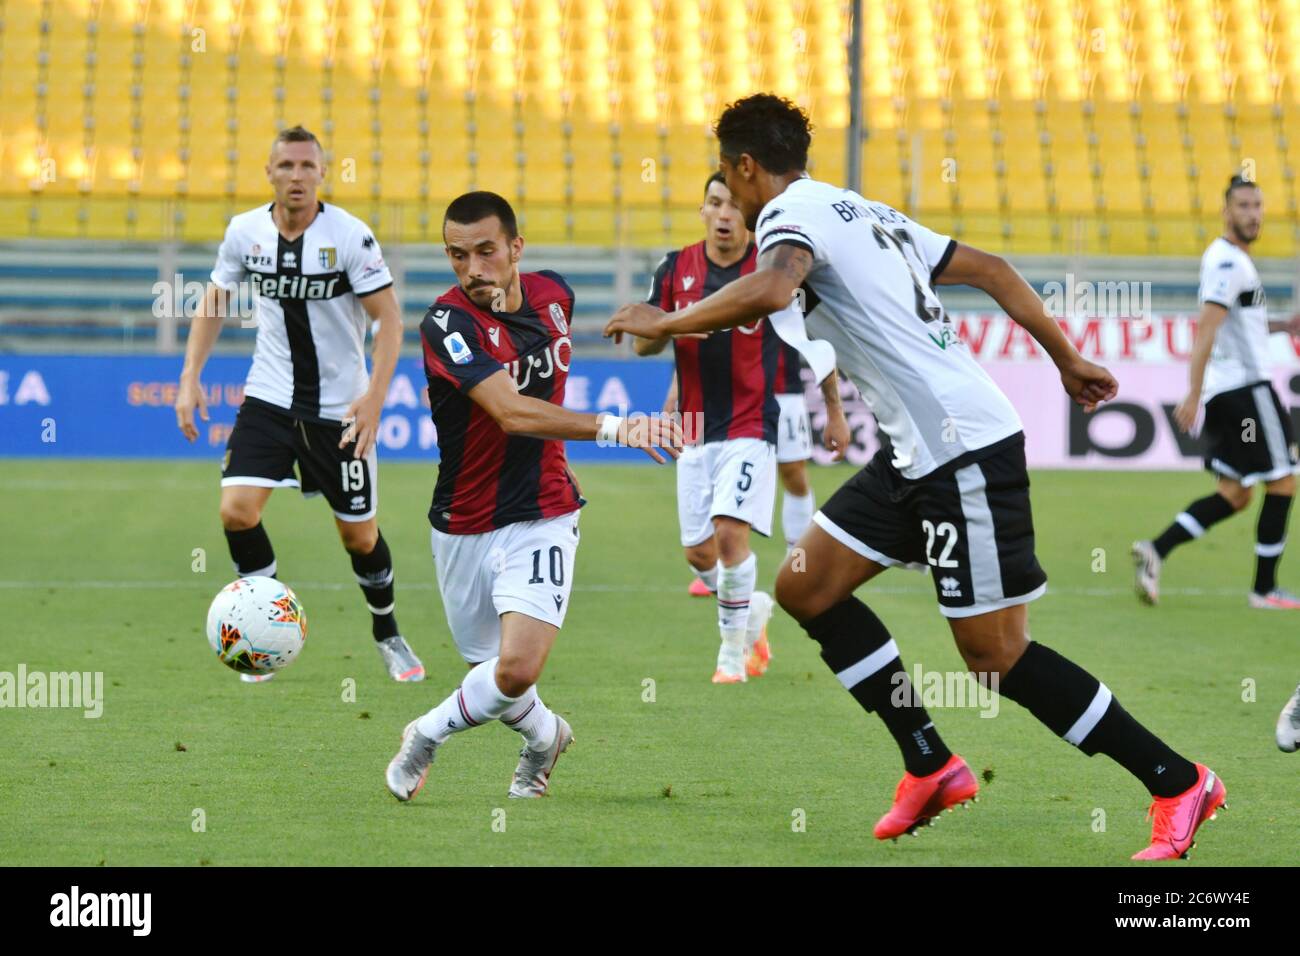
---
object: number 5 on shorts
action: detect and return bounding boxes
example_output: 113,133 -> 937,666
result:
737,461 -> 754,492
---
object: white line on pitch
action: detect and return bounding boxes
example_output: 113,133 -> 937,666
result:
0,579 -> 1248,598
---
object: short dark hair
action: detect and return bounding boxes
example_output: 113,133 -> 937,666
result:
1225,173 -> 1260,202
713,94 -> 812,175
704,171 -> 726,198
443,191 -> 518,240
272,125 -> 323,156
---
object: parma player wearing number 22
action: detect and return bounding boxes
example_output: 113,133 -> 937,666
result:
384,192 -> 681,802
605,94 -> 1226,861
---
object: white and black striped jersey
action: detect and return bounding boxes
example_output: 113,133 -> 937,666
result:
754,177 -> 1022,479
211,202 -> 394,422
1198,236 -> 1271,402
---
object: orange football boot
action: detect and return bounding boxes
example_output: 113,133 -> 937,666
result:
873,754 -> 979,840
1131,764 -> 1226,861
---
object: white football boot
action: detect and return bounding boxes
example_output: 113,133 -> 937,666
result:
1276,683 -> 1300,753
376,635 -> 426,681
508,716 -> 574,798
1130,540 -> 1162,605
386,719 -> 440,801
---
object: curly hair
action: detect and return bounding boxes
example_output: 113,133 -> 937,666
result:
713,94 -> 813,175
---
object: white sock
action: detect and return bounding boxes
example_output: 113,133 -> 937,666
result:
692,562 -> 719,593
416,657 -> 517,743
717,553 -> 756,651
500,685 -> 559,752
782,490 -> 815,548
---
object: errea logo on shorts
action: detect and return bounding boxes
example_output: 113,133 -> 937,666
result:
939,576 -> 962,598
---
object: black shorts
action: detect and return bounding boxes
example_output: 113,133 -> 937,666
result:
815,432 -> 1047,618
222,397 -> 377,521
1202,381 -> 1299,486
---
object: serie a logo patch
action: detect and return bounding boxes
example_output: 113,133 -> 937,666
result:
444,332 -> 473,365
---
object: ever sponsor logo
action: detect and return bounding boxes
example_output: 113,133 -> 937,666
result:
444,332 -> 473,365
939,576 -> 962,598
49,886 -> 151,936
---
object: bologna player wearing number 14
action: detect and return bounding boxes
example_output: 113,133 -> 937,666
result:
385,192 -> 681,802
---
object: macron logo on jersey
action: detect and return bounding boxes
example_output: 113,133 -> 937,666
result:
681,275 -> 695,290
429,308 -> 451,331
444,332 -> 473,365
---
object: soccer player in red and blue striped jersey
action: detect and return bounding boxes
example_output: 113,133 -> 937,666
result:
635,174 -> 848,683
386,192 -> 680,802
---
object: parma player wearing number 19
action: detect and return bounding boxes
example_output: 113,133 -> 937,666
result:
385,192 -> 680,801
606,94 -> 1225,861
174,126 -> 424,684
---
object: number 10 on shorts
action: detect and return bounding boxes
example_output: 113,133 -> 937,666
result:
527,546 -> 566,586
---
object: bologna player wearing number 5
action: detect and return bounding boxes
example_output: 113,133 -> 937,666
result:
640,173 -> 849,684
385,192 -> 680,801
606,95 -> 1224,860
174,126 -> 424,684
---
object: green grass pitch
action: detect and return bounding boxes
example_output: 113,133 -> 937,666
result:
0,459 -> 1293,866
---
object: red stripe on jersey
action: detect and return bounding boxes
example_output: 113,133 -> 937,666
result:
425,273 -> 583,534
726,318 -> 775,441
665,241 -> 777,444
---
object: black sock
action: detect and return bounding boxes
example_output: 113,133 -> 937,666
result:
1152,493 -> 1236,559
224,523 -> 276,577
350,531 -> 399,641
999,642 -> 1197,797
802,598 -> 952,776
1253,494 -> 1292,594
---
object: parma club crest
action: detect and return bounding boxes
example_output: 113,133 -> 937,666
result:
318,246 -> 337,269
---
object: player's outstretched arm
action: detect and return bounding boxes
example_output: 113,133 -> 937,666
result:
342,286 -> 403,458
466,370 -> 683,463
1174,302 -> 1228,433
604,244 -> 812,343
175,283 -> 233,442
936,243 -> 1118,411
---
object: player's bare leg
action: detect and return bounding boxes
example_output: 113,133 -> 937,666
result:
778,460 -> 815,550
219,485 -> 278,682
334,516 -> 423,681
495,612 -> 573,797
685,536 -> 719,597
947,606 -> 1224,859
776,526 -> 971,837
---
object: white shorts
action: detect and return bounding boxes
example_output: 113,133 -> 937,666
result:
430,511 -> 581,663
676,437 -> 776,547
775,392 -> 814,463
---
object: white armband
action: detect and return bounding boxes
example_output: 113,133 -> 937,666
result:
597,414 -> 623,446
